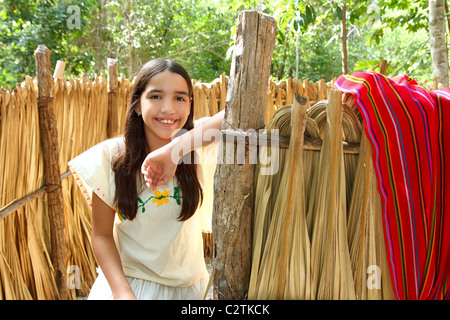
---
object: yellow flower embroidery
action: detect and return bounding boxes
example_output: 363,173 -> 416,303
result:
137,187 -> 182,213
152,190 -> 170,207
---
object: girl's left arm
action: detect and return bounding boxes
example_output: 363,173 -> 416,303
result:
91,192 -> 136,300
141,109 -> 224,189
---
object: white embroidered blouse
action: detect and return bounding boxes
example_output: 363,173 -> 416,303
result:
68,136 -> 209,287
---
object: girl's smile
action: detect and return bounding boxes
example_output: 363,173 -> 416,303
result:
155,117 -> 179,126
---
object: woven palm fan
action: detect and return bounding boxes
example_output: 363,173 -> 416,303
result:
0,253 -> 4,299
207,83 -> 218,117
1,216 -> 34,300
305,95 -> 363,300
0,88 -> 23,299
22,80 -> 58,300
308,89 -> 355,299
317,79 -> 328,101
193,82 -> 209,120
249,105 -> 290,299
60,76 -> 109,297
0,85 -> 36,300
192,81 -> 202,120
343,93 -> 364,248
249,95 -> 312,300
303,112 -> 321,208
344,94 -> 395,300
342,102 -> 362,206
305,100 -> 327,237
26,201 -> 59,299
117,76 -> 131,134
307,100 -> 327,139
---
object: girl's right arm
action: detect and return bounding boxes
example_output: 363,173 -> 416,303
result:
91,192 -> 136,300
141,109 -> 224,189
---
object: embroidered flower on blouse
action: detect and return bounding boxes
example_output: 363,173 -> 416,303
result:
152,190 -> 170,207
137,186 -> 182,213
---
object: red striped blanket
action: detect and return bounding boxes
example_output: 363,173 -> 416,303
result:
334,72 -> 450,300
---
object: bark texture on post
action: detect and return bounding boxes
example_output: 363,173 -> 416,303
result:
429,0 -> 449,87
212,10 -> 277,300
34,45 -> 69,300
379,60 -> 388,76
107,58 -> 119,138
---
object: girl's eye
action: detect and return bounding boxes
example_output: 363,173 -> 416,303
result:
176,96 -> 187,102
149,95 -> 161,100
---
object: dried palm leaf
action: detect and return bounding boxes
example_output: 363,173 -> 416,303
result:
249,95 -> 312,299
309,89 -> 355,299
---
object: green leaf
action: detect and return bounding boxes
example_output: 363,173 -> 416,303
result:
305,5 -> 314,24
336,4 -> 343,20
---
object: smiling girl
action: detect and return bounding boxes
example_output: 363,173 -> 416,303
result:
68,59 -> 223,300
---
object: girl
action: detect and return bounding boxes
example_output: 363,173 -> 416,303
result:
69,58 -> 223,300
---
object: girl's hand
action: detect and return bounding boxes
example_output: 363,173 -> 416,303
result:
141,111 -> 224,190
141,142 -> 179,190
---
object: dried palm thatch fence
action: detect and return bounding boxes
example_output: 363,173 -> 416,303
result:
192,75 -> 335,262
0,41 -> 333,299
247,74 -> 445,300
248,92 -> 394,300
207,10 -> 395,300
0,47 -> 130,299
208,10 -> 446,300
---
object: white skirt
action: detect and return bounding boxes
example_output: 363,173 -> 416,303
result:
88,269 -> 210,300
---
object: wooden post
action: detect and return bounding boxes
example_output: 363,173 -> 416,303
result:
34,45 -> 69,300
107,58 -> 119,138
212,10 -> 277,300
53,60 -> 66,80
379,60 -> 388,75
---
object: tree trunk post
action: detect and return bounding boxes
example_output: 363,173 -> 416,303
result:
379,60 -> 388,75
34,45 -> 69,300
429,0 -> 449,87
212,10 -> 277,300
107,58 -> 119,138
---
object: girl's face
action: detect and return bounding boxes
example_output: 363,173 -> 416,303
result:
137,71 -> 191,152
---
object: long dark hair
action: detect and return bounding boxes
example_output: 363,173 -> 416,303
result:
112,58 -> 203,221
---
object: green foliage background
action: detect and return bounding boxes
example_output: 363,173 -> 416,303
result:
0,0 -> 443,87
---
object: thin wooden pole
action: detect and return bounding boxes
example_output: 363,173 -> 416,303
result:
0,171 -> 71,220
220,130 -> 360,154
107,58 -> 119,138
379,60 -> 388,76
212,10 -> 277,300
34,45 -> 69,300
53,60 -> 66,80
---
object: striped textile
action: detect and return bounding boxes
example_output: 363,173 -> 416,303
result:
334,72 -> 450,300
